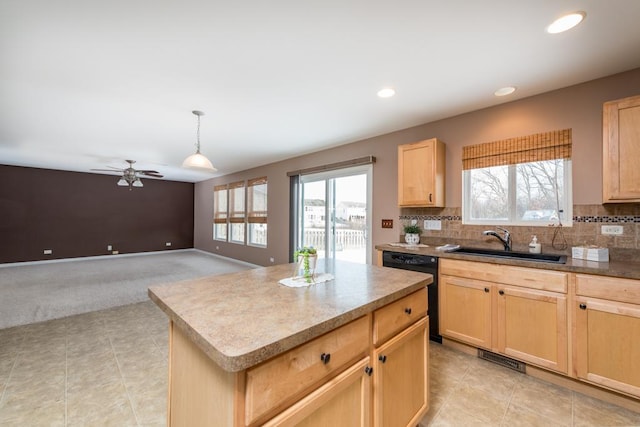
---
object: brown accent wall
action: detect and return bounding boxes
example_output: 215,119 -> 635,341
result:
0,165 -> 194,263
194,68 -> 640,266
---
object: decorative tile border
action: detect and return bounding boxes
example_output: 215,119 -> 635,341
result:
399,214 -> 640,223
399,215 -> 462,221
574,215 -> 640,223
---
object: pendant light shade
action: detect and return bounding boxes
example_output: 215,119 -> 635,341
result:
183,110 -> 217,172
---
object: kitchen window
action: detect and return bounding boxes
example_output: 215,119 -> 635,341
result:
228,181 -> 246,244
462,129 -> 573,226
247,177 -> 268,247
213,184 -> 228,241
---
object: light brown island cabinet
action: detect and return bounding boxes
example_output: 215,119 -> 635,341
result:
439,259 -> 568,374
574,274 -> 640,399
150,262 -> 431,427
398,138 -> 446,207
372,289 -> 429,427
603,94 -> 640,203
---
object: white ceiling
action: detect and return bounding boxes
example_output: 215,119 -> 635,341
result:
2,1 -> 640,183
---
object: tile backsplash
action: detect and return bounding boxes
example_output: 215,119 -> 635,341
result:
400,204 -> 640,261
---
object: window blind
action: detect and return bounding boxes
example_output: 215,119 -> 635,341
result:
462,129 -> 572,170
213,184 -> 228,224
247,177 -> 267,224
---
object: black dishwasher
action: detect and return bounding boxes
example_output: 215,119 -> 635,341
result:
382,251 -> 441,343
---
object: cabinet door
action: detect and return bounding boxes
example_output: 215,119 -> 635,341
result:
263,358 -> 371,427
398,139 -> 445,207
574,297 -> 640,398
603,94 -> 640,202
496,285 -> 568,373
439,274 -> 492,349
373,317 -> 428,427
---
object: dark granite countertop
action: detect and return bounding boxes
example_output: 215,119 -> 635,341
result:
148,260 -> 431,372
376,242 -> 640,280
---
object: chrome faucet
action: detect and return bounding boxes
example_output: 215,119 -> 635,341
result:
483,227 -> 512,251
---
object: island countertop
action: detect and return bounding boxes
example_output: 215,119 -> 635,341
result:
148,259 -> 431,372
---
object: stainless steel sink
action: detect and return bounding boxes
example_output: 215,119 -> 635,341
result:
451,247 -> 567,264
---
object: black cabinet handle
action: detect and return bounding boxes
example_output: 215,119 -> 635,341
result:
320,353 -> 331,364
579,303 -> 587,310
404,307 -> 412,315
498,290 -> 505,295
484,287 -> 490,293
379,355 -> 387,363
364,366 -> 373,376
429,193 -> 433,202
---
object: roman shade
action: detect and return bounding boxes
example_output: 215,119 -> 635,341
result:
462,129 -> 572,170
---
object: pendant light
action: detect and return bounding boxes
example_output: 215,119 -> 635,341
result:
182,110 -> 217,171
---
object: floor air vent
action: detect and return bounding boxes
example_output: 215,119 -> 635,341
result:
477,349 -> 526,373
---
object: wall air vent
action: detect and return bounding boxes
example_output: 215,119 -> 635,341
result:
477,349 -> 526,373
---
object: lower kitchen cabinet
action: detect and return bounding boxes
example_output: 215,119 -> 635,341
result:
439,274 -> 492,349
574,274 -> 640,398
439,259 -> 568,374
497,284 -> 567,373
263,358 -> 371,427
373,317 -> 428,427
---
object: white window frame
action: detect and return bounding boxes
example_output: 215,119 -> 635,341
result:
213,185 -> 228,241
247,177 -> 268,248
462,159 -> 572,227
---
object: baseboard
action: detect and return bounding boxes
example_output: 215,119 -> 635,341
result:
440,338 -> 640,414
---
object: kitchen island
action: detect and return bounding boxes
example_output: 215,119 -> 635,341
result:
149,259 -> 432,426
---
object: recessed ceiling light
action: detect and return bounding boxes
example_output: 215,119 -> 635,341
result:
377,87 -> 395,98
547,11 -> 586,34
494,86 -> 516,97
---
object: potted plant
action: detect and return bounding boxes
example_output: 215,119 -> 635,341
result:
403,224 -> 421,245
293,247 -> 318,282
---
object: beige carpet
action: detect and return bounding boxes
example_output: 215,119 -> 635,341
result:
0,249 -> 256,329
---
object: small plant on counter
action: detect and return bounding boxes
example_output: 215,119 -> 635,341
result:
294,247 -> 317,283
403,224 -> 421,235
403,223 -> 421,245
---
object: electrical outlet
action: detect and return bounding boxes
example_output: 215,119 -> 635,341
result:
270,257 -> 275,263
107,245 -> 112,251
601,225 -> 623,235
165,242 -> 172,247
381,219 -> 393,228
43,249 -> 52,255
424,220 -> 442,230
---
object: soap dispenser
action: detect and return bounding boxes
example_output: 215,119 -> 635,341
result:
529,235 -> 541,254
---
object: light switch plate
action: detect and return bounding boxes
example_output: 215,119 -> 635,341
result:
381,219 -> 393,228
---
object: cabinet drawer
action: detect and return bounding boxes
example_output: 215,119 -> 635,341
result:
244,315 -> 370,426
373,289 -> 427,346
440,259 -> 567,293
576,274 -> 640,305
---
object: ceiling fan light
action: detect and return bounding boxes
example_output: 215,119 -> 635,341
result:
133,178 -> 143,187
117,178 -> 128,186
182,153 -> 217,171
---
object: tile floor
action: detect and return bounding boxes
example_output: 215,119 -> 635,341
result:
1,301 -> 639,426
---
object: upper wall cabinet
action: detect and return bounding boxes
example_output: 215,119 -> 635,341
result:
603,94 -> 640,203
398,138 -> 446,207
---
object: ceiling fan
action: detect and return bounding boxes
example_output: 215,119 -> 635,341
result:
91,159 -> 163,190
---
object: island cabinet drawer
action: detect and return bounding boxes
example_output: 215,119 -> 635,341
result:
440,259 -> 568,293
575,274 -> 640,304
373,288 -> 427,346
244,315 -> 370,426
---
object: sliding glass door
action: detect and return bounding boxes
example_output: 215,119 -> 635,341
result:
295,165 -> 371,264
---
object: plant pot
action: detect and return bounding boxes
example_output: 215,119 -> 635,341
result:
404,233 -> 420,245
295,254 -> 317,281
